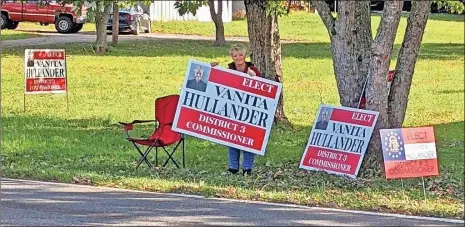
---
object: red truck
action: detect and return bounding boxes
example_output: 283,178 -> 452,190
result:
1,0 -> 87,33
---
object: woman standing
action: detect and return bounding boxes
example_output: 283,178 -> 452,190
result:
211,43 -> 262,175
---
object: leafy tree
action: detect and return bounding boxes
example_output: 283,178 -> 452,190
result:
312,0 -> 434,178
244,0 -> 290,124
60,0 -> 151,53
174,0 -> 226,46
435,0 -> 464,14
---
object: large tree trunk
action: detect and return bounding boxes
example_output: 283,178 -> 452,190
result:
112,2 -> 119,47
314,1 -> 372,108
94,2 -> 112,54
244,0 -> 289,124
362,1 -> 404,178
388,1 -> 432,128
314,0 -> 434,178
208,0 -> 226,46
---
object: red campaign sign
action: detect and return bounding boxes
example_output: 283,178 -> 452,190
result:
384,159 -> 439,179
209,68 -> 279,99
380,127 -> 439,179
172,59 -> 283,155
176,106 -> 265,151
330,108 -> 377,127
300,146 -> 361,175
33,51 -> 65,60
24,49 -> 67,94
299,104 -> 379,178
25,78 -> 67,93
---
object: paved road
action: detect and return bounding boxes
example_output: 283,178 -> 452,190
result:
0,29 -> 309,48
0,30 -> 251,48
1,178 -> 463,226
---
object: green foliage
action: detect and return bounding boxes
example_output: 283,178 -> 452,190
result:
174,0 -> 208,16
267,0 -> 290,17
435,0 -> 465,14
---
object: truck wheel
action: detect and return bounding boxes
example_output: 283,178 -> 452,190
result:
70,24 -> 83,33
55,16 -> 74,33
7,21 -> 19,30
74,24 -> 83,33
1,13 -> 9,30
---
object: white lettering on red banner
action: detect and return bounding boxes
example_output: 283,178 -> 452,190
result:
172,59 -> 283,155
299,104 -> 379,178
24,49 -> 67,94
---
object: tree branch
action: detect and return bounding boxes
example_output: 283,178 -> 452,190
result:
313,0 -> 336,38
208,0 -> 216,16
373,1 -> 404,48
388,1 -> 432,127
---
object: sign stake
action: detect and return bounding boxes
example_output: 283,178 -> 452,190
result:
421,176 -> 427,201
400,178 -> 405,199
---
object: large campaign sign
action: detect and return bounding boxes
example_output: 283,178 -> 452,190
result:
380,127 -> 439,179
300,104 -> 379,178
172,59 -> 283,155
24,49 -> 67,94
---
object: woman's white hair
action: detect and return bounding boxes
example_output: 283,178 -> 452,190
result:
229,43 -> 248,56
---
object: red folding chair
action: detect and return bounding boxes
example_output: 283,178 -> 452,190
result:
119,94 -> 185,169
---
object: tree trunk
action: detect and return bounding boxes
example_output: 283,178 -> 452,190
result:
314,0 -> 433,178
208,0 -> 226,46
314,1 -> 372,108
388,1 -> 432,128
112,2 -> 119,47
94,2 -> 112,54
245,0 -> 289,124
362,1 -> 404,178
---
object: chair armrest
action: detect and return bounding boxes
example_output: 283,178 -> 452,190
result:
118,120 -> 157,125
118,120 -> 158,138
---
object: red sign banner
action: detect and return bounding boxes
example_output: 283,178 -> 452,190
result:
380,127 -> 439,179
299,105 -> 379,178
172,59 -> 283,155
24,49 -> 67,94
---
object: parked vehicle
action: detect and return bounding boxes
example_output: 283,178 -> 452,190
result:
107,5 -> 151,35
1,0 -> 87,33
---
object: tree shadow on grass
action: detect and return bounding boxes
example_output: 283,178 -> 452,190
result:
1,39 -> 462,61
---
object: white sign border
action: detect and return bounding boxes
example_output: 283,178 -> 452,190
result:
299,104 -> 379,178
172,59 -> 283,156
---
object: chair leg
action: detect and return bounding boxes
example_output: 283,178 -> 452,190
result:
136,145 -> 155,169
155,147 -> 158,167
182,138 -> 185,168
132,142 -> 152,169
161,144 -> 181,168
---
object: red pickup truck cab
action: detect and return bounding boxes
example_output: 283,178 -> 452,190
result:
1,0 -> 87,33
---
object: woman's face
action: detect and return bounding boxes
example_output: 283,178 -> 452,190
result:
231,50 -> 245,65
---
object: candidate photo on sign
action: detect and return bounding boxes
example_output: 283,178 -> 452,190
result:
186,64 -> 211,92
315,107 -> 333,130
26,50 -> 34,67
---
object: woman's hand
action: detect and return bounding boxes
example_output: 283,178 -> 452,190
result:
247,68 -> 256,77
210,62 -> 219,67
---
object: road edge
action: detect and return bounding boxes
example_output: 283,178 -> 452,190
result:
2,177 -> 464,224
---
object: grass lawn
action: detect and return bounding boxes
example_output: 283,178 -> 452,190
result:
1,29 -> 41,41
1,12 -> 464,218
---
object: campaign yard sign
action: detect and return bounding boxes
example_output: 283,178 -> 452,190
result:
300,104 -> 379,178
380,127 -> 439,179
172,59 -> 283,156
24,49 -> 67,94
